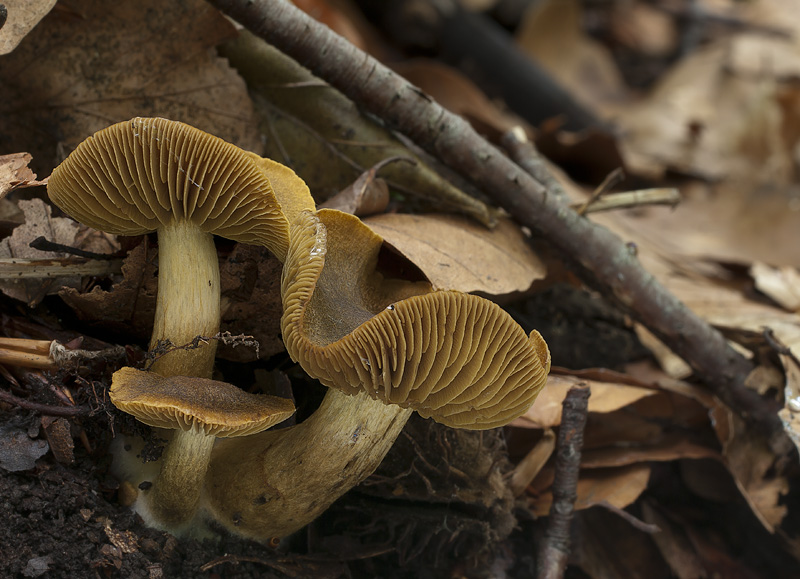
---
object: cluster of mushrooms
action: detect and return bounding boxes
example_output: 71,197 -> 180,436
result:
47,117 -> 551,540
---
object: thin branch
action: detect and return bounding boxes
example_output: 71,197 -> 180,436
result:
574,189 -> 681,215
499,127 -> 568,202
207,0 -> 787,451
29,236 -> 120,260
538,385 -> 590,579
0,257 -> 123,279
0,388 -> 91,417
575,168 -> 625,216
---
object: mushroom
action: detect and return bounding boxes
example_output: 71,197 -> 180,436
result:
203,209 -> 550,539
47,117 -> 314,378
110,367 -> 295,531
47,117 -> 313,527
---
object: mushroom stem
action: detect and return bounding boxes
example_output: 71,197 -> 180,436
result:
203,388 -> 413,540
139,221 -> 220,529
142,428 -> 216,530
151,221 -> 220,378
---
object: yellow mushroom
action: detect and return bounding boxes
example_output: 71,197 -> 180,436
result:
48,117 -> 313,377
204,209 -> 550,539
48,117 -> 313,529
110,367 -> 294,532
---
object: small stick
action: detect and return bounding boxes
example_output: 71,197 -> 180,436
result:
0,347 -> 55,370
537,385 -> 590,579
0,257 -> 123,279
576,167 -> 625,216
29,236 -> 120,260
0,338 -> 53,355
500,127 -> 568,202
574,188 -> 681,214
0,388 -> 90,417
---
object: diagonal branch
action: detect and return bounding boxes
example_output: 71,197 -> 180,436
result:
207,0 -> 786,449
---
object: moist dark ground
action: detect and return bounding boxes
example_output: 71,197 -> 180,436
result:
2,285 -> 795,578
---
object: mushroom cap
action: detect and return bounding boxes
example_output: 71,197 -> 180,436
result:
110,367 -> 295,437
281,210 -> 550,430
48,117 -> 315,260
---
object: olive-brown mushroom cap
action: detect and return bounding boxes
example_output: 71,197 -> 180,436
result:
110,367 -> 295,437
281,210 -> 550,429
48,117 -> 314,260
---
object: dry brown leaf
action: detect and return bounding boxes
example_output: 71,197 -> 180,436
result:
0,199 -> 77,260
615,30 -> 800,182
581,436 -> 720,469
516,0 -> 628,116
778,352 -> 800,455
0,0 -> 56,55
528,464 -> 651,517
623,360 -> 718,408
507,429 -> 555,498
751,262 -> 800,311
41,416 -> 74,465
582,409 -> 664,450
0,199 -> 82,304
59,242 -> 157,340
0,0 -> 259,175
319,159 -> 397,217
641,502 -> 708,579
392,59 -> 529,138
609,2 -> 677,57
363,213 -> 545,296
512,373 -> 657,429
633,324 -> 693,380
0,153 -> 46,198
714,409 -> 789,532
683,524 -> 763,579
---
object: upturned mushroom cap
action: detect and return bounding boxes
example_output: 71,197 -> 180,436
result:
110,367 -> 295,437
48,117 -> 314,261
281,210 -> 550,429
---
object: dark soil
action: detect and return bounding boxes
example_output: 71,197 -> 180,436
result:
11,285 -> 783,579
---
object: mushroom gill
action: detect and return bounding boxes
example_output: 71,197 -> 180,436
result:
48,117 -> 313,529
203,209 -> 550,539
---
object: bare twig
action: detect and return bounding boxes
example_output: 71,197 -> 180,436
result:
0,388 -> 90,417
0,257 -> 123,278
207,0 -> 787,451
597,500 -> 661,534
29,236 -> 121,260
538,385 -> 590,579
575,168 -> 625,216
574,189 -> 681,215
500,127 -> 568,202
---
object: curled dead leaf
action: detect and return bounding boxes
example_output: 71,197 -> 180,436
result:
364,213 -> 546,296
528,463 -> 651,517
0,153 -> 46,198
512,373 -> 656,429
